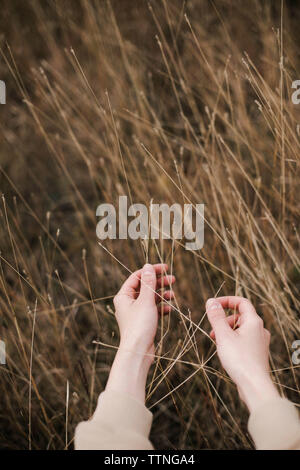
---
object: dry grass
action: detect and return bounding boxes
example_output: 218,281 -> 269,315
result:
0,0 -> 299,450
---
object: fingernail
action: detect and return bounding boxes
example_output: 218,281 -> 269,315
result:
206,298 -> 221,310
143,263 -> 153,275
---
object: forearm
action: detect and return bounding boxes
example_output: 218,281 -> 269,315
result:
75,342 -> 153,450
105,343 -> 151,404
238,373 -> 280,414
237,375 -> 300,449
247,392 -> 300,450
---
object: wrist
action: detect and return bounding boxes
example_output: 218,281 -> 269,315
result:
238,373 -> 280,414
117,343 -> 152,369
106,345 -> 151,404
119,335 -> 154,358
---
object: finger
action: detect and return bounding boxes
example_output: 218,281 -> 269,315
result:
132,287 -> 174,301
206,298 -> 233,340
156,274 -> 176,288
215,296 -> 258,323
118,263 -> 168,298
131,276 -> 175,299
155,289 -> 174,303
157,303 -> 172,314
210,313 -> 240,339
138,264 -> 157,305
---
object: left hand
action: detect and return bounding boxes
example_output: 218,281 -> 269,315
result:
113,263 -> 175,363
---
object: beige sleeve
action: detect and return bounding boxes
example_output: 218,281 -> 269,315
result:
74,390 -> 154,450
248,397 -> 300,450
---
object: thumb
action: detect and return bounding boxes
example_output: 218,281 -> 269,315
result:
206,298 -> 232,341
139,264 -> 157,305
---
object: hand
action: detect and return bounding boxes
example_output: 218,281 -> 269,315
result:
206,296 -> 280,413
106,263 -> 175,404
113,263 -> 175,362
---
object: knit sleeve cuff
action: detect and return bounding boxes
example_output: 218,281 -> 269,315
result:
248,397 -> 300,449
92,390 -> 153,438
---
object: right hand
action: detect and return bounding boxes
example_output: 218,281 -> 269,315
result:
206,296 -> 280,413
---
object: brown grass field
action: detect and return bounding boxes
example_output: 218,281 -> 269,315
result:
0,0 -> 299,449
